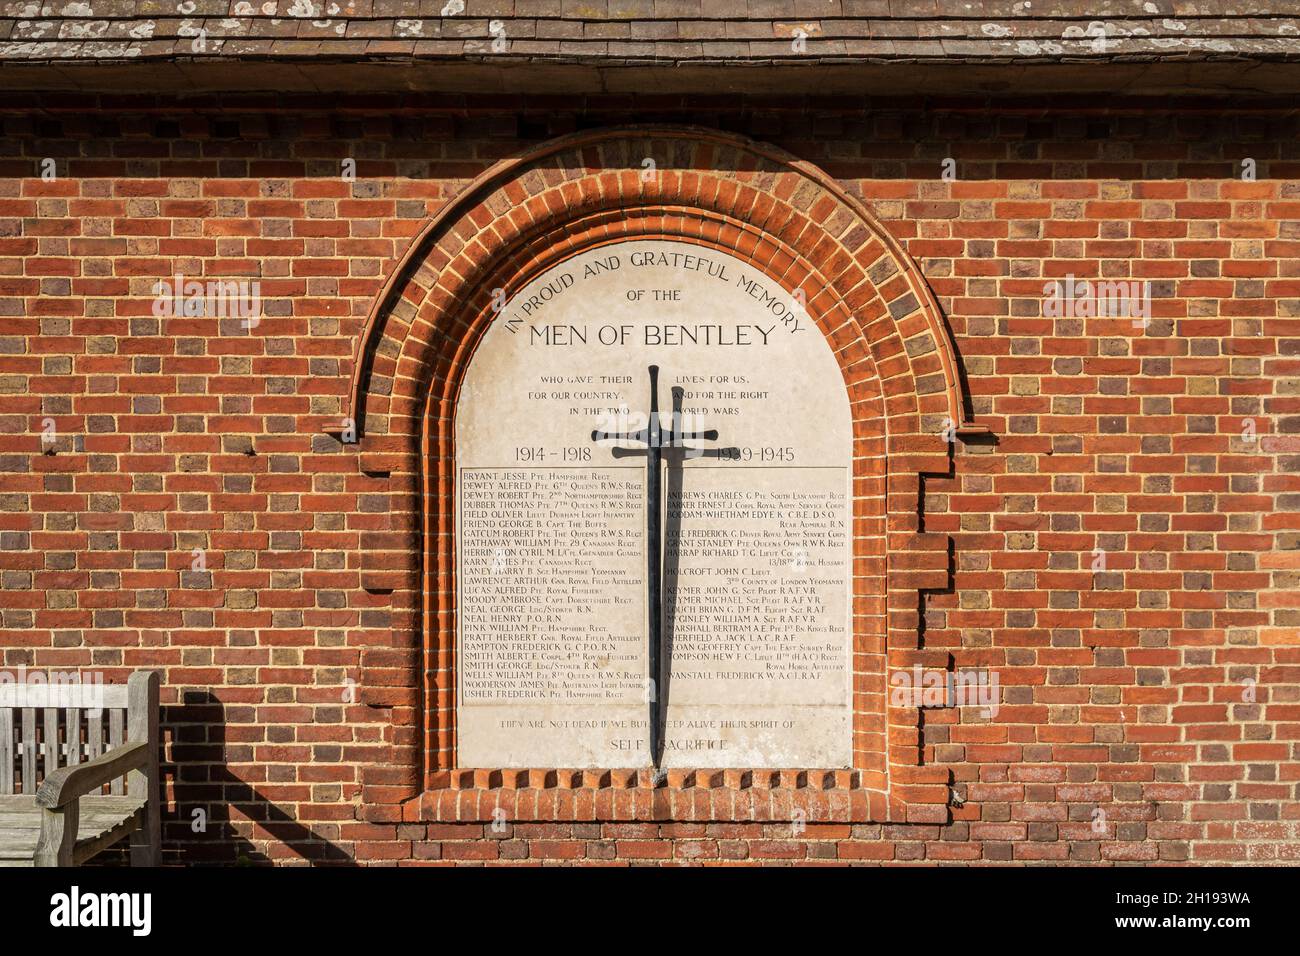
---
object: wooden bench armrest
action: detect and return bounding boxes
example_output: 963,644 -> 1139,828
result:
35,741 -> 149,810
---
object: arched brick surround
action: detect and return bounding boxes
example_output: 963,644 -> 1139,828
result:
340,127 -> 974,825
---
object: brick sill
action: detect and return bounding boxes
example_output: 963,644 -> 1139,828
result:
407,769 -> 896,823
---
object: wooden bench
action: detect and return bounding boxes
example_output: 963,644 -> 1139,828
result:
0,671 -> 161,867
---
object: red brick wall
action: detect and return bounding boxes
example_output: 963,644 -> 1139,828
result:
1,94 -> 1296,864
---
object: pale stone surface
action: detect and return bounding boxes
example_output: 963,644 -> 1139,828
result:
456,239 -> 852,769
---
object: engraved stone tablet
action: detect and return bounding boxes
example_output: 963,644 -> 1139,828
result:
456,239 -> 852,768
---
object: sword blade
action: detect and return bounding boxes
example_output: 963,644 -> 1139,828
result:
646,366 -> 662,771
647,439 -> 661,772
586,364 -> 737,777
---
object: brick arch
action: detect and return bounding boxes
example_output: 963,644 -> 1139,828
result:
345,128 -> 969,438
344,127 -> 965,825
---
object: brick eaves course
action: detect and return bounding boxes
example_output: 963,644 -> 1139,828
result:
2,2 -> 1298,73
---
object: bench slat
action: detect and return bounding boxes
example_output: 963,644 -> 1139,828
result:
88,710 -> 102,763
65,709 -> 80,766
108,710 -> 124,796
43,709 -> 58,780
0,683 -> 127,709
20,709 -> 35,795
0,806 -> 143,828
0,709 -> 12,795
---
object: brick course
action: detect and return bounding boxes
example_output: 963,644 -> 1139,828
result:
0,94 -> 1296,864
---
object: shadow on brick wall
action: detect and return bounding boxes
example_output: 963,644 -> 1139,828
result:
154,691 -> 355,866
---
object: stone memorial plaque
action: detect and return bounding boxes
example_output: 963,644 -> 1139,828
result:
456,239 -> 852,768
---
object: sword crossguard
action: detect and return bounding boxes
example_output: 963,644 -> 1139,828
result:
591,428 -> 648,443
591,370 -> 725,453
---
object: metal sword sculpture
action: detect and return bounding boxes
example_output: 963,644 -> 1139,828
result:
591,365 -> 737,772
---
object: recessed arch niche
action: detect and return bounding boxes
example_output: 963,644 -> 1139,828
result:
342,126 -> 974,824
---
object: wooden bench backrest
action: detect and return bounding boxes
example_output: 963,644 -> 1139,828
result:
0,676 -> 152,797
